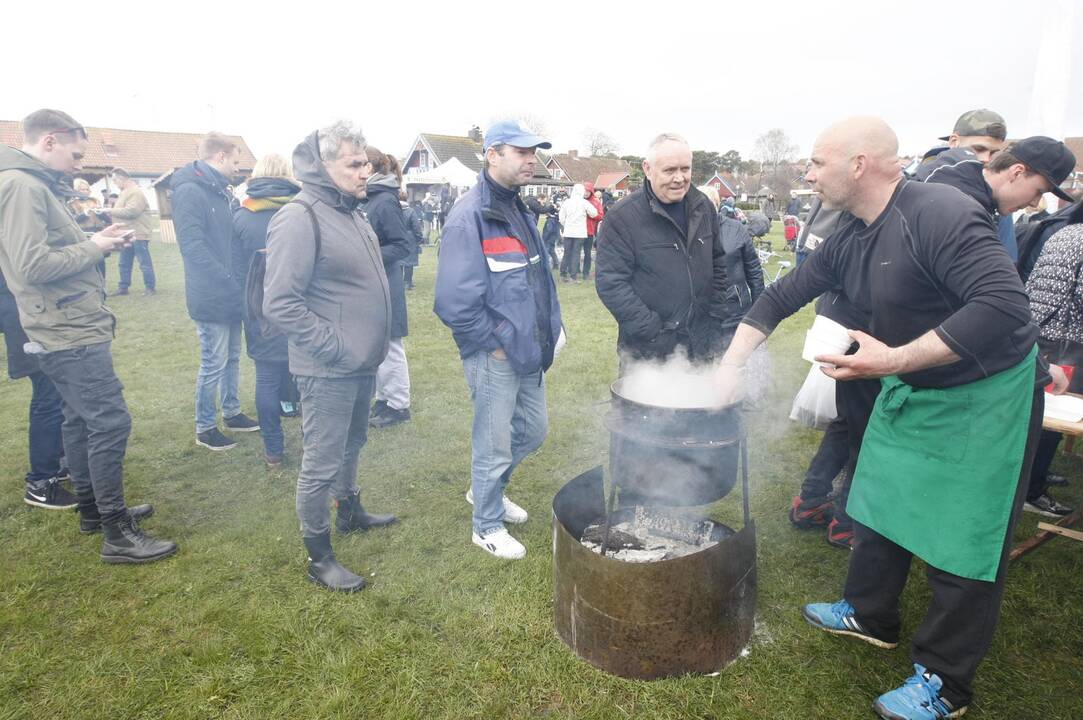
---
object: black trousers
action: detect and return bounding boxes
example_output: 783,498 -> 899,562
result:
1025,429 -> 1062,501
842,387 -> 1044,707
800,416 -> 848,501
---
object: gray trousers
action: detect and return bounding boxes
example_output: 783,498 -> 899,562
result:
37,341 -> 131,522
374,338 -> 410,410
295,374 -> 375,537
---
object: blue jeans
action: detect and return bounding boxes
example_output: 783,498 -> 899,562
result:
27,371 -> 64,483
295,374 -> 375,537
194,320 -> 242,433
117,240 -> 156,290
254,360 -> 290,456
463,352 -> 548,536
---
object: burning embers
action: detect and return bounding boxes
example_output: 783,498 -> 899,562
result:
581,506 -> 726,563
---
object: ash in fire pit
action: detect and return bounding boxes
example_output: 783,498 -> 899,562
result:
580,506 -> 731,562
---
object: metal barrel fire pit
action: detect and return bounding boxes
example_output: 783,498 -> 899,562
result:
552,464 -> 756,680
604,378 -> 741,506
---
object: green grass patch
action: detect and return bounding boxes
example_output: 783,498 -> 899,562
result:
0,229 -> 1080,719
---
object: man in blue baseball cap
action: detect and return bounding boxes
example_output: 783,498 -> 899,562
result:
434,120 -> 562,560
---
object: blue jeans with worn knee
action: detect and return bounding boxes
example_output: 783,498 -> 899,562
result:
194,320 -> 242,433
463,352 -> 548,536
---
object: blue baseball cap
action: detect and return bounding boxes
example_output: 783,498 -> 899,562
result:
483,120 -> 552,151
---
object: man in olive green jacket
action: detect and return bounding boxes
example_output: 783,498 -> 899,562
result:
0,108 -> 176,564
105,167 -> 156,295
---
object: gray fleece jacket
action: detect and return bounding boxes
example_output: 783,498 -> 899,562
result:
262,132 -> 390,377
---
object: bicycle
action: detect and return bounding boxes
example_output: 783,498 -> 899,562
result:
756,248 -> 792,285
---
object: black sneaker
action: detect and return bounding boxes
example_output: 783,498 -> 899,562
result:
370,406 -> 410,429
224,413 -> 260,432
196,428 -> 237,451
1024,493 -> 1074,518
24,477 -> 78,510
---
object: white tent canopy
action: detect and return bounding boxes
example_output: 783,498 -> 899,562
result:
404,156 -> 478,188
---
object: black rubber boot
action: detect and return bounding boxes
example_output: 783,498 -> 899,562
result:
335,491 -> 398,534
80,504 -> 154,534
100,512 -> 178,564
303,532 -> 366,592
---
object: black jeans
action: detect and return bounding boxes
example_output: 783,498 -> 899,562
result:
581,236 -> 595,277
37,342 -> 132,522
27,371 -> 64,484
1025,429 -> 1062,501
842,387 -> 1044,707
800,417 -> 848,501
561,237 -> 583,278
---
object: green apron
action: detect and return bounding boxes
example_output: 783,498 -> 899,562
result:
847,346 -> 1037,582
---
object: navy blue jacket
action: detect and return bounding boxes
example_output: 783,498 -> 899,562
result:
434,173 -> 562,375
172,161 -> 243,323
233,177 -> 300,362
362,183 -> 412,338
402,204 -> 424,267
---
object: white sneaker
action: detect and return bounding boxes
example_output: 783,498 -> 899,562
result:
465,488 -> 529,524
472,528 -> 526,559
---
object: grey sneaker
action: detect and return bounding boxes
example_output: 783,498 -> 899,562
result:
196,428 -> 237,451
1024,493 -> 1073,518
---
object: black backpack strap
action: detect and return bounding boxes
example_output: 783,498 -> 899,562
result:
290,199 -> 322,260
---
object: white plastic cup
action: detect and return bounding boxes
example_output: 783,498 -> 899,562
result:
802,317 -> 852,365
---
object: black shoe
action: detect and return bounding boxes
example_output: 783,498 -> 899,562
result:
336,491 -> 398,534
370,399 -> 389,422
80,504 -> 154,534
100,513 -> 177,564
24,477 -> 78,510
370,406 -> 410,429
1024,493 -> 1074,518
196,428 -> 237,451
224,413 -> 260,432
303,532 -> 366,592
1045,473 -> 1069,487
143,288 -> 157,296
110,288 -> 129,297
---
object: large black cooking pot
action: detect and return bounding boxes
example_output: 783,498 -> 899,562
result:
605,377 -> 741,506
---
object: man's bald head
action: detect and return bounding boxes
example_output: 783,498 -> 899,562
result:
806,116 -> 903,219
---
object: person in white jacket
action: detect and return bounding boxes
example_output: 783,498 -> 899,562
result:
557,183 -> 597,282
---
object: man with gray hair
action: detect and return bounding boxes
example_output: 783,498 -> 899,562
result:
596,133 -> 729,364
263,121 -> 397,593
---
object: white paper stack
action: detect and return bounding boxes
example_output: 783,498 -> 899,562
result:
1043,393 -> 1083,423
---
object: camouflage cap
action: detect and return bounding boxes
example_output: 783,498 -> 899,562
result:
938,109 -> 1007,141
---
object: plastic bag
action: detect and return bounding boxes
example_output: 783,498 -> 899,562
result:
789,364 -> 837,429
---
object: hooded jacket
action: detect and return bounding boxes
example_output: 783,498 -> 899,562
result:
584,182 -> 605,237
262,132 -> 391,378
557,184 -> 597,239
0,145 -> 113,352
718,214 -> 764,331
233,176 -> 300,362
434,171 -> 562,375
171,159 -> 243,323
361,178 -> 411,338
596,182 -> 729,361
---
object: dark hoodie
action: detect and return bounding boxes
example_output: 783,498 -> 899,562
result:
262,132 -> 390,378
233,176 -> 300,362
171,159 -> 243,323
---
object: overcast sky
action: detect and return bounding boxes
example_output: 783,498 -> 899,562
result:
4,0 -> 1081,164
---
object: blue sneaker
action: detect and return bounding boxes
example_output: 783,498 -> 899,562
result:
802,599 -> 898,649
874,664 -> 967,719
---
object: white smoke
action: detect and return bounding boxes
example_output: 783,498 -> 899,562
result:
618,345 -> 770,408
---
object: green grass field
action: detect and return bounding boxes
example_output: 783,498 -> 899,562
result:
0,231 -> 1080,719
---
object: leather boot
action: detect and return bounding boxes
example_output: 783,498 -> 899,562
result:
335,491 -> 398,534
100,512 -> 178,564
80,504 -> 154,534
303,532 -> 366,592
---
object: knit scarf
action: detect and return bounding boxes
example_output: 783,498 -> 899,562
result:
242,196 -> 293,212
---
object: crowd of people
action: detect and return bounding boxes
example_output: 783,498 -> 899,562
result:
1,106 -> 1080,720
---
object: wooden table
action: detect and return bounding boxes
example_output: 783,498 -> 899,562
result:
1010,397 -> 1083,560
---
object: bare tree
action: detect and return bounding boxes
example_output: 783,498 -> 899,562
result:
753,129 -> 798,174
583,128 -> 619,157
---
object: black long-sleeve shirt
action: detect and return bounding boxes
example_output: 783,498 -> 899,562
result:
743,180 -> 1039,389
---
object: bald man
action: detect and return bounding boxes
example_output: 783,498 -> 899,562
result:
716,117 -> 1060,719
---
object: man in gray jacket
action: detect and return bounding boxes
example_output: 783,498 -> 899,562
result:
263,121 -> 397,593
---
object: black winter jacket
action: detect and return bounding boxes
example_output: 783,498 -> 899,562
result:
362,183 -> 412,338
171,161 -> 243,323
596,182 -> 728,361
0,270 -> 37,379
1018,199 -> 1083,282
718,215 -> 764,332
